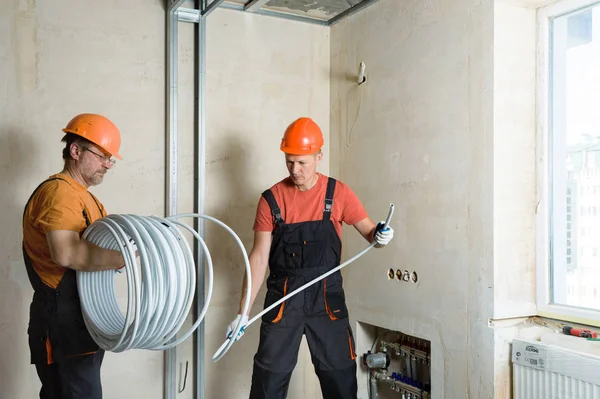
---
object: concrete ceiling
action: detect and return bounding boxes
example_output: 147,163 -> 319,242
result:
222,0 -> 371,23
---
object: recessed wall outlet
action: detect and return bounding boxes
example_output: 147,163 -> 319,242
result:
402,270 -> 410,282
396,269 -> 403,281
411,271 -> 418,283
391,269 -> 420,283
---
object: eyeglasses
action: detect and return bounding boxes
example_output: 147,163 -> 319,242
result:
84,148 -> 116,166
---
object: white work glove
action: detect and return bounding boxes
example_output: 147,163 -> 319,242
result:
226,313 -> 249,342
374,221 -> 394,246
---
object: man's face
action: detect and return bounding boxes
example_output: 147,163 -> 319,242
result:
285,152 -> 322,187
74,143 -> 114,186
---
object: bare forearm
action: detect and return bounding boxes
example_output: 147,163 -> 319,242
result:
355,218 -> 383,247
69,240 -> 124,271
238,253 -> 268,315
47,230 -> 124,272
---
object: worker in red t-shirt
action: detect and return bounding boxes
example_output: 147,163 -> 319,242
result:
226,117 -> 394,399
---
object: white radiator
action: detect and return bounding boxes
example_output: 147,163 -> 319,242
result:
512,338 -> 600,399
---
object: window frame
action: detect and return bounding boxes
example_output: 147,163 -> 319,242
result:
536,0 -> 600,327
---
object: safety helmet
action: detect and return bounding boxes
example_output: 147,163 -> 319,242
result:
62,113 -> 123,160
280,117 -> 324,155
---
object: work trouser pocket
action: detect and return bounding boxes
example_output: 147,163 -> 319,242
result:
324,277 -> 348,320
28,300 -> 50,364
27,324 -> 49,365
347,326 -> 357,360
54,299 -> 99,358
262,277 -> 289,323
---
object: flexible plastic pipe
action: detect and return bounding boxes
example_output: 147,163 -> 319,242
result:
77,213 -> 251,353
212,203 -> 395,362
77,203 -> 393,362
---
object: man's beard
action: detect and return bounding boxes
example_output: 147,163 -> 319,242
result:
89,170 -> 106,186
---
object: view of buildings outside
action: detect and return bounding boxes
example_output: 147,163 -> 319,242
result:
554,3 -> 600,311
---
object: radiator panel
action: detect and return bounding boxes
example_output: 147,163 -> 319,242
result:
512,339 -> 600,399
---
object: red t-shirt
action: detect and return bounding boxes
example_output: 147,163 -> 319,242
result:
253,174 -> 368,238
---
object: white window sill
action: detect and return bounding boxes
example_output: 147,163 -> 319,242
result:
514,320 -> 600,358
537,304 -> 600,329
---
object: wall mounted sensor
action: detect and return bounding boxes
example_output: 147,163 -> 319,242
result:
358,62 -> 366,85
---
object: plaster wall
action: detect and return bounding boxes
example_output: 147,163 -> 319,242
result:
0,1 -> 166,398
330,0 -> 495,397
0,2 -> 329,398
491,3 -> 538,396
493,0 -> 537,323
175,8 -> 331,399
3,0 -> 587,398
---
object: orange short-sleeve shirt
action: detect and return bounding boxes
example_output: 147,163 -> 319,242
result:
23,173 -> 107,289
253,173 -> 368,238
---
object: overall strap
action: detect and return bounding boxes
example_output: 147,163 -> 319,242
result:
83,192 -> 105,227
22,177 -> 68,294
88,191 -> 105,217
261,189 -> 284,226
322,177 -> 337,221
23,176 -> 104,228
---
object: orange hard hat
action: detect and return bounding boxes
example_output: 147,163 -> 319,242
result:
62,113 -> 123,160
280,117 -> 324,155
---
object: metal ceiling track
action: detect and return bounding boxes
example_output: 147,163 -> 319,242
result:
165,1 -> 213,399
164,1 -> 378,399
177,0 -> 378,26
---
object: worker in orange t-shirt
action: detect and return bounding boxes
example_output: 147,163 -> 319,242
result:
22,114 -> 127,399
225,117 -> 394,399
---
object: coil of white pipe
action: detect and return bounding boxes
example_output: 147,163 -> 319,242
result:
77,213 -> 251,353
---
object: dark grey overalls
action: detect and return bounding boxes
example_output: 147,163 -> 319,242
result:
23,177 -> 105,399
250,177 -> 358,399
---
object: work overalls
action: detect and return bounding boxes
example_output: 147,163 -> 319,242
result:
23,177 -> 105,399
250,177 -> 358,399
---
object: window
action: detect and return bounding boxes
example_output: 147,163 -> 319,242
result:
537,0 -> 600,325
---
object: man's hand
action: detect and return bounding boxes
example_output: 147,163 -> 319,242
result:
226,313 -> 249,341
374,221 -> 394,246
